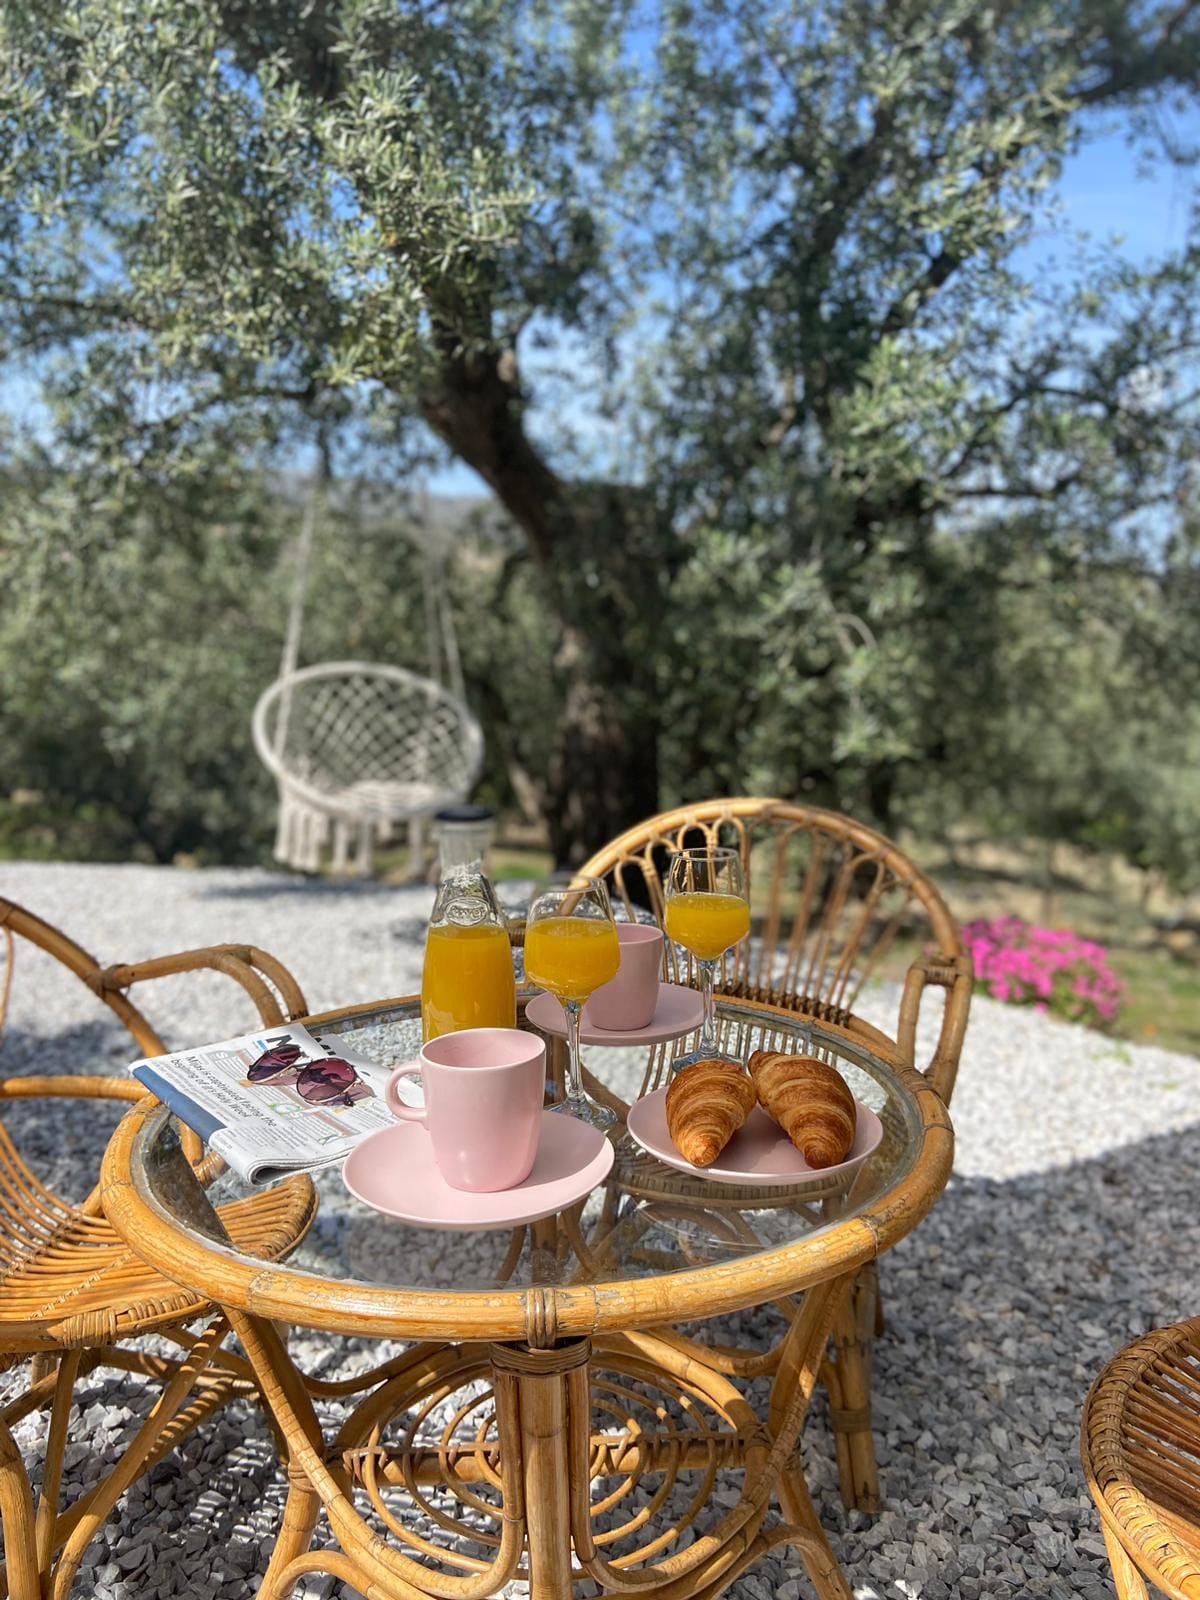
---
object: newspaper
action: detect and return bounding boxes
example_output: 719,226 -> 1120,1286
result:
129,1023 -> 412,1184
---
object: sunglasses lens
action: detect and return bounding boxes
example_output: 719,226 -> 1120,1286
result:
248,1045 -> 300,1080
295,1059 -> 359,1104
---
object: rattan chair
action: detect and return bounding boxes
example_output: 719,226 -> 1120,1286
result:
0,897 -> 318,1600
579,797 -> 973,1512
1083,1318 -> 1200,1599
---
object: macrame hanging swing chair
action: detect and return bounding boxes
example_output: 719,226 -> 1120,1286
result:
252,476 -> 484,878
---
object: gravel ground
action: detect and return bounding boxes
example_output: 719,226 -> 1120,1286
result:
2,859 -> 1199,1600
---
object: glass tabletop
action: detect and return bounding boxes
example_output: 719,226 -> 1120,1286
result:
133,995 -> 932,1306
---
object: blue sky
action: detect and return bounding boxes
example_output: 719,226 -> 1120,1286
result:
1037,115 -> 1197,262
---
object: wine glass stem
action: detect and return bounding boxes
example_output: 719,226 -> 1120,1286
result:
564,999 -> 585,1103
698,958 -> 718,1052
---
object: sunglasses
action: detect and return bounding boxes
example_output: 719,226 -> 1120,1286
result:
246,1043 -> 366,1108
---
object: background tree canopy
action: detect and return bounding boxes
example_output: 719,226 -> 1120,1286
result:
1,0 -> 1198,880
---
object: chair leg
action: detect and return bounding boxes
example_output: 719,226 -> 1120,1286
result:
331,820 -> 350,875
0,1415 -> 39,1600
35,1350 -> 81,1576
1100,1523 -> 1150,1600
407,813 -> 427,882
826,1267 -> 880,1513
356,817 -> 374,877
29,1354 -> 57,1388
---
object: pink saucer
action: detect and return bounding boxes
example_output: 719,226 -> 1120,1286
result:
525,984 -> 704,1047
626,1088 -> 883,1188
341,1111 -> 614,1231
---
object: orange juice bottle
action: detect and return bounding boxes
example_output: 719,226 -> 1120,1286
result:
420,849 -> 516,1041
663,892 -> 751,961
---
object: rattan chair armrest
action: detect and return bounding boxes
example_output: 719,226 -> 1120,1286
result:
898,953 -> 973,1104
0,1075 -> 147,1104
92,945 -> 307,1030
91,947 -> 307,1169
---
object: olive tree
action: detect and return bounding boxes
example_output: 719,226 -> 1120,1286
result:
2,0 -> 1199,861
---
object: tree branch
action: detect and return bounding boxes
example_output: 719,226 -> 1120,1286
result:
879,246 -> 964,339
416,325 -> 570,564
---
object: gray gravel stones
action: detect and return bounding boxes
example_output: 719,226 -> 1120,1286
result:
3,859 -> 1199,1599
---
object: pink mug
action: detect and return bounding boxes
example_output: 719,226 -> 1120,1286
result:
584,923 -> 664,1031
386,1028 -> 545,1193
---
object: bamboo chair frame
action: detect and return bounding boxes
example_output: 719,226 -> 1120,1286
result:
578,797 -> 972,1104
1083,1318 -> 1200,1600
579,797 -> 973,1513
0,896 -> 318,1600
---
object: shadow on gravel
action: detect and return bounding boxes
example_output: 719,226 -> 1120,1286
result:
856,1117 -> 1200,1598
196,876 -> 404,901
0,1019 -> 129,1078
0,1024 -> 133,1201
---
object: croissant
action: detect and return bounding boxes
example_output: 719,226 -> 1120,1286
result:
748,1050 -> 856,1169
665,1059 -> 757,1167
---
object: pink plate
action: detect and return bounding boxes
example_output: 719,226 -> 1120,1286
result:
525,984 -> 704,1047
625,1087 -> 884,1188
341,1111 -> 614,1231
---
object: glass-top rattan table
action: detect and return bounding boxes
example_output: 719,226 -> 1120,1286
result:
101,993 -> 953,1600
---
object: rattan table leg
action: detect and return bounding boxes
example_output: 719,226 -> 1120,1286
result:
259,1469 -> 323,1600
491,1341 -> 589,1600
778,1467 -> 853,1600
225,1294 -> 863,1600
826,1268 -> 880,1512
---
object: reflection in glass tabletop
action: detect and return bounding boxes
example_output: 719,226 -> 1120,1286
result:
142,995 -> 925,1299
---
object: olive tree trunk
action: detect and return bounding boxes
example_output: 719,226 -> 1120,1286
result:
421,350 -> 664,863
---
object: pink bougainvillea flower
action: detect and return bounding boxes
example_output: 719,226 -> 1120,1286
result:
960,916 -> 1125,1033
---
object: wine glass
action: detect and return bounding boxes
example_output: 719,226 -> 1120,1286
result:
664,845 -> 750,1071
524,874 -> 621,1129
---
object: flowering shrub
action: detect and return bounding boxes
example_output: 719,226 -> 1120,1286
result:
963,916 -> 1126,1029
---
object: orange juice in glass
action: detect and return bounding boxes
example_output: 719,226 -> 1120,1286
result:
421,921 -> 516,1040
525,876 -> 619,1129
663,892 -> 750,962
524,916 -> 620,1002
665,846 -> 749,1071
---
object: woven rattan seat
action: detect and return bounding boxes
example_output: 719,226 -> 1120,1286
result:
580,796 -> 973,1513
0,897 -> 317,1599
0,1121 -> 312,1353
1083,1319 -> 1200,1599
252,661 -> 484,875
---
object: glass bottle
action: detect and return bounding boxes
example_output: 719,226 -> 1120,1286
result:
430,805 -> 496,876
421,821 -> 515,1041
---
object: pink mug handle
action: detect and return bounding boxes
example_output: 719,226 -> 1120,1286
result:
386,1062 -> 426,1122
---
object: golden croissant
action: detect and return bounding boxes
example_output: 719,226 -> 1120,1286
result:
748,1050 -> 856,1169
665,1059 -> 756,1167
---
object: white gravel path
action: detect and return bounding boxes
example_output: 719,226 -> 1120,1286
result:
3,860 -> 1199,1600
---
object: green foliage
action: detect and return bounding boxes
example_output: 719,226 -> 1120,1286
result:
0,463 -> 445,861
1,0 -> 1199,868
